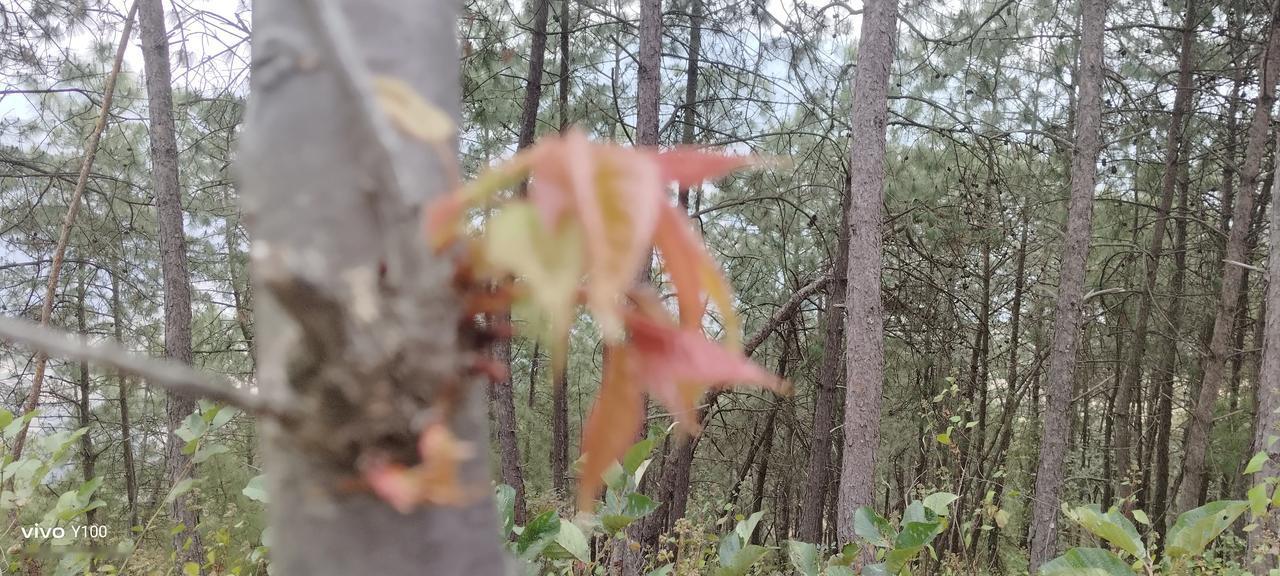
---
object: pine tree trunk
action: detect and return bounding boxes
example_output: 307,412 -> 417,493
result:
1179,17 -> 1280,513
111,259 -> 139,529
836,0 -> 897,546
237,1 -> 506,574
798,182 -> 849,544
75,276 -> 96,527
137,0 -> 203,567
1247,99 -> 1280,576
1111,0 -> 1196,503
1027,0 -> 1107,569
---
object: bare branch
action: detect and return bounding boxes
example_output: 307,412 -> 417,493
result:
0,316 -> 292,419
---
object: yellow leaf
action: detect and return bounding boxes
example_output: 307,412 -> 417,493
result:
373,75 -> 454,143
483,202 -> 583,360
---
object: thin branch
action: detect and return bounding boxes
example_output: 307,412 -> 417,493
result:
0,316 -> 292,420
744,274 -> 831,356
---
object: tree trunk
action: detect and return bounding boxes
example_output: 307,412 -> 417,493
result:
635,0 -> 662,147
1179,17 -> 1280,513
237,0 -> 506,574
1247,95 -> 1280,576
75,276 -> 96,527
138,0 -> 203,567
1111,0 -> 1196,504
9,1 -> 138,461
1027,0 -> 1107,569
111,258 -> 139,529
552,365 -> 570,497
798,181 -> 849,544
836,0 -> 897,546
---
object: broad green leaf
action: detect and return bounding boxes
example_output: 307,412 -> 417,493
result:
1066,505 -> 1145,560
862,563 -> 890,576
718,533 -> 742,567
0,408 -> 12,430
734,510 -> 765,543
1131,510 -> 1149,526
623,437 -> 655,475
854,507 -> 896,548
165,479 -> 197,504
1245,451 -> 1269,474
601,493 -> 660,534
494,484 -> 517,536
543,519 -> 589,562
242,475 -> 268,504
183,562 -> 201,576
1039,547 -> 1135,576
714,543 -> 768,576
1166,500 -> 1248,559
516,510 -> 560,559
192,443 -> 231,464
646,565 -> 673,576
1249,484 -> 1269,517
826,567 -> 857,576
786,540 -> 821,576
922,492 -> 959,516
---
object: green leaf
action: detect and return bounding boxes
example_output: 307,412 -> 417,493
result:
543,519 -> 589,562
786,540 -> 821,576
1039,548 -> 1135,576
165,479 -> 198,504
242,475 -> 268,503
1249,484 -> 1269,517
516,510 -> 560,559
714,543 -> 768,576
494,484 -> 517,536
183,562 -> 201,576
862,563 -> 890,576
646,565 -> 674,576
601,493 -> 660,534
623,437 -> 655,475
854,507 -> 896,548
0,408 -> 12,431
922,492 -> 959,517
1245,451 -> 1269,474
1065,505 -> 1145,560
734,510 -> 765,543
718,533 -> 742,567
1166,500 -> 1249,559
1131,510 -> 1149,526
826,567 -> 858,576
192,443 -> 230,464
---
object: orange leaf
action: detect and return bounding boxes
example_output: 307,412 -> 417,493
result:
360,422 -> 475,512
651,147 -> 754,189
654,203 -> 742,348
625,311 -> 786,433
577,346 -> 643,511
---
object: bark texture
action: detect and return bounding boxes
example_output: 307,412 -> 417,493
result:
1247,109 -> 1280,576
238,1 -> 505,575
138,0 -> 203,567
1179,16 -> 1280,513
1111,0 -> 1196,503
836,0 -> 897,546
1027,0 -> 1107,569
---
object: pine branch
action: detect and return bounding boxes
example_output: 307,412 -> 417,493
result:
0,316 -> 292,420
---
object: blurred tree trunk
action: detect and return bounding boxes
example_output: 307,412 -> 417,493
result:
237,0 -> 506,574
75,275 -> 96,527
1027,0 -> 1107,570
111,257 -> 139,529
1248,149 -> 1280,568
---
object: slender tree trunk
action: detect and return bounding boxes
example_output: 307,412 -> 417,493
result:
836,0 -> 897,546
1112,0 -> 1197,504
111,258 -> 139,528
1247,97 -> 1280,576
798,181 -> 849,544
75,276 -> 97,527
1027,0 -> 1108,570
9,1 -> 138,461
635,0 -> 661,147
558,0 -> 570,131
552,366 -> 570,497
1179,17 -> 1280,513
677,0 -> 701,210
238,1 -> 505,574
137,0 -> 203,567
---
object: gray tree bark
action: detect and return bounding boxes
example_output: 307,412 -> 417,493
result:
1247,122 -> 1280,576
137,0 -> 203,567
1027,0 -> 1108,570
1179,15 -> 1280,513
238,0 -> 506,575
1111,0 -> 1196,504
836,0 -> 897,546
